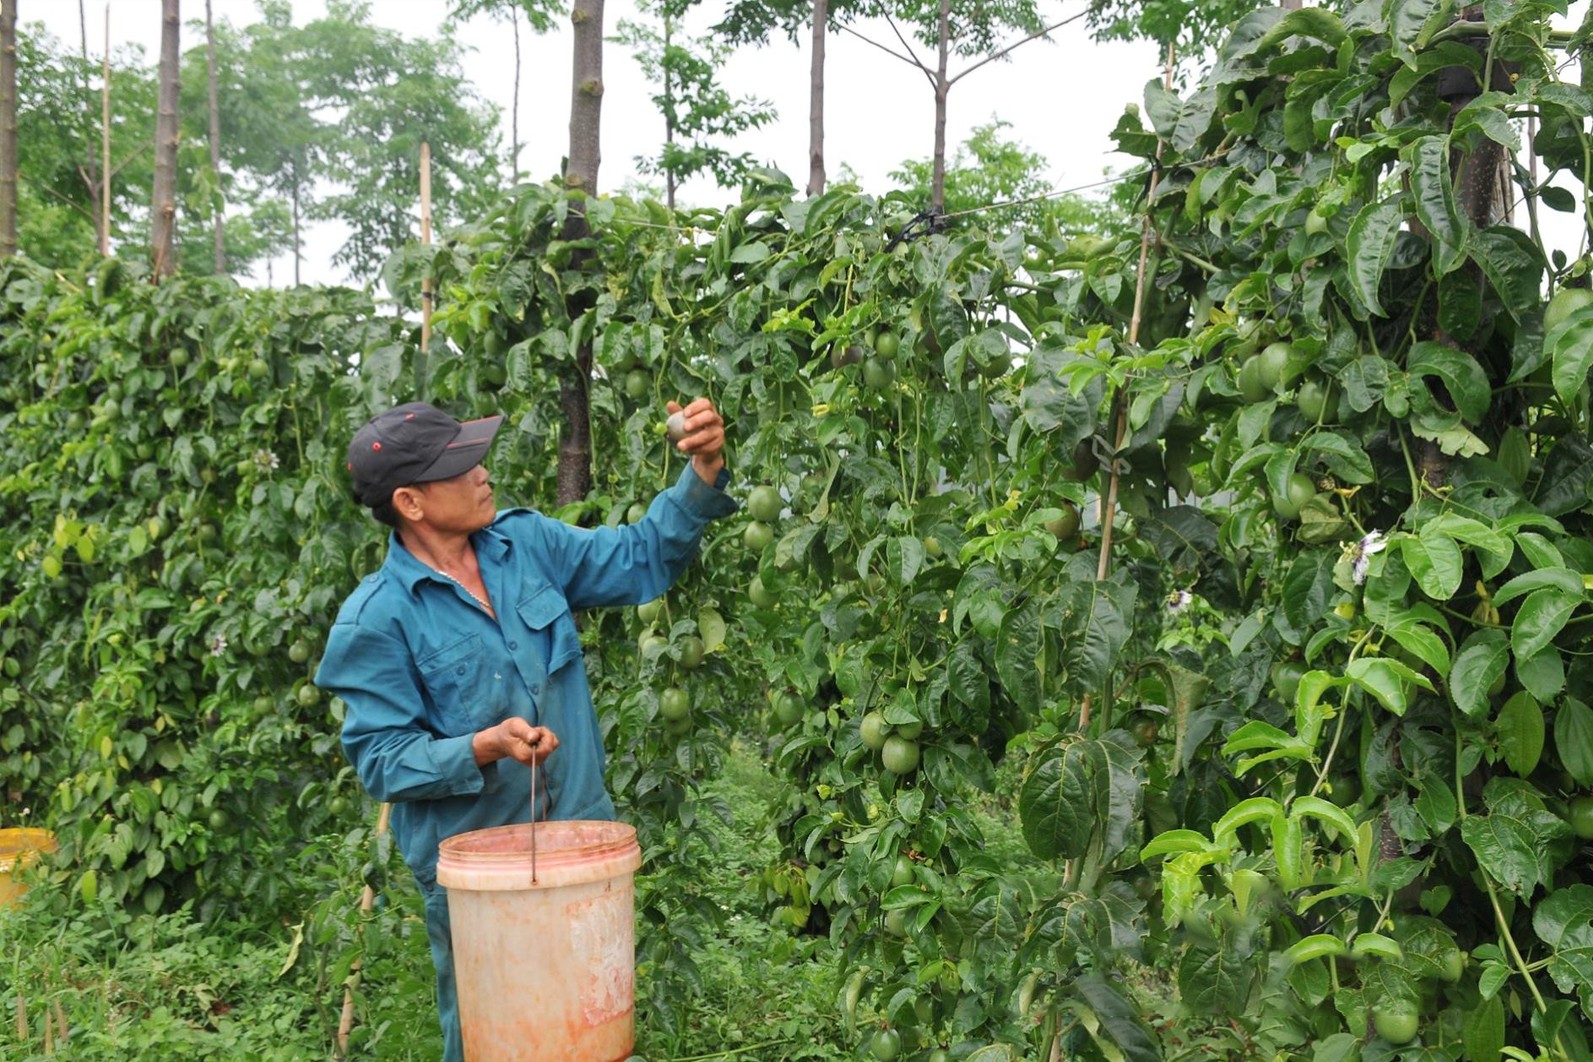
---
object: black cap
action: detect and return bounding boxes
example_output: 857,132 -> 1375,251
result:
346,402 -> 504,508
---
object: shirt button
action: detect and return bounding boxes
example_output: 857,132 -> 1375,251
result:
508,641 -> 519,650
455,665 -> 466,675
531,684 -> 541,695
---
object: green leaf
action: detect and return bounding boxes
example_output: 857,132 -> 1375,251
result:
1497,691 -> 1545,777
1346,198 -> 1403,317
997,601 -> 1043,713
1415,778 -> 1458,835
1450,629 -> 1510,718
1056,579 -> 1134,694
1096,735 -> 1144,866
1534,433 -> 1593,517
1405,137 -> 1466,275
1516,647 -> 1565,703
1555,699 -> 1593,786
1177,935 -> 1255,1019
1406,342 -> 1491,422
1283,551 -> 1337,635
885,535 -> 925,588
1388,0 -> 1446,65
1019,737 -> 1102,860
1141,829 -> 1216,859
1492,567 -> 1585,606
1292,795 -> 1360,843
1256,6 -> 1348,50
1385,621 -> 1451,677
1222,720 -> 1299,755
1402,529 -> 1464,601
1339,355 -> 1390,412
1073,974 -> 1162,1062
1453,97 -> 1521,152
1214,796 -> 1284,847
1547,302 -> 1593,407
1347,656 -> 1431,716
728,241 -> 771,264
1463,993 -> 1506,1061
1424,514 -> 1513,578
1350,932 -> 1403,960
1511,587 -> 1580,662
1532,884 -> 1593,999
1461,811 -> 1559,895
1472,226 -> 1546,323
1302,431 -> 1376,484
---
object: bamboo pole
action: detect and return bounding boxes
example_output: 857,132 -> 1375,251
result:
335,801 -> 392,1058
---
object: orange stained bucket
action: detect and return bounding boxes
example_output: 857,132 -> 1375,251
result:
0,828 -> 57,908
436,820 -> 642,1062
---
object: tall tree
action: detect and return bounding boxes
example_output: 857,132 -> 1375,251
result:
150,0 -> 180,278
296,2 -> 502,279
807,0 -> 825,194
448,0 -> 561,181
1,0 -> 17,257
13,23 -> 156,267
616,5 -> 776,208
557,0 -> 606,505
204,0 -> 223,273
851,1 -> 1074,212
712,0 -> 872,197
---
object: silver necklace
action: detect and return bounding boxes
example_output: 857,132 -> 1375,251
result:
426,563 -> 495,614
433,573 -> 493,614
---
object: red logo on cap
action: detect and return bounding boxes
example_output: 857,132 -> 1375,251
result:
372,442 -> 382,451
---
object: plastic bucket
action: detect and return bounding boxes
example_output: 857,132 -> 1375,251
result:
0,828 -> 57,908
437,820 -> 642,1062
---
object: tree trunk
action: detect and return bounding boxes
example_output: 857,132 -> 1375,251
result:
557,0 -> 604,507
663,16 -> 676,211
0,0 -> 17,258
206,0 -> 224,274
77,0 -> 107,255
99,4 -> 109,254
930,0 -> 951,213
150,0 -> 181,279
807,0 -> 826,197
291,171 -> 301,286
511,14 -> 521,182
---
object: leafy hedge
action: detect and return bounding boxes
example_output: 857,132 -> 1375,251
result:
8,1 -> 1593,1057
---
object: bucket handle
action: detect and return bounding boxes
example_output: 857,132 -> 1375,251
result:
529,756 -> 538,884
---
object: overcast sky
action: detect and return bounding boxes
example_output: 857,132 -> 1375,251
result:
23,0 -> 1159,286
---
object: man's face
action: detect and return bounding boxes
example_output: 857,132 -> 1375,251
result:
404,464 -> 495,533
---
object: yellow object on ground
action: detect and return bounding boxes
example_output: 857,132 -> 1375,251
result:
0,828 -> 57,907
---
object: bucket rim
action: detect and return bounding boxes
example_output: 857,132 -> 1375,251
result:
438,820 -> 638,867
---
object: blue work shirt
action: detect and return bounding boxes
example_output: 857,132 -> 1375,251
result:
315,464 -> 737,887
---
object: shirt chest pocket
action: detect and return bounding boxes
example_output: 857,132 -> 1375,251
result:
417,633 -> 491,734
516,586 -> 583,675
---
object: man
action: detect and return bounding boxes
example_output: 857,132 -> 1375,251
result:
314,397 -> 735,1061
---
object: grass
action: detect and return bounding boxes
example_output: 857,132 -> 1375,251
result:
3,739 -> 1040,1060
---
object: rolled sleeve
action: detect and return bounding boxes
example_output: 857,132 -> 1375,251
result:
317,623 -> 486,803
538,464 -> 738,609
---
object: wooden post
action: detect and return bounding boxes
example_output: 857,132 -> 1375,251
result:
1,0 -> 19,258
335,801 -> 392,1058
